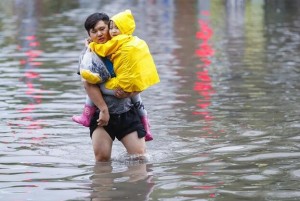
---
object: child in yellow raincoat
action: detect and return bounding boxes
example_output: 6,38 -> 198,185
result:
75,9 -> 160,141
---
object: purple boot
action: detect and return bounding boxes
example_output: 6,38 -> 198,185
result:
72,104 -> 97,127
141,116 -> 153,141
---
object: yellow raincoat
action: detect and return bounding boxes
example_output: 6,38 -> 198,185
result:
89,9 -> 160,92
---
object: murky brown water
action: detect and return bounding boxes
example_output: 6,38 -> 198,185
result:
1,0 -> 300,200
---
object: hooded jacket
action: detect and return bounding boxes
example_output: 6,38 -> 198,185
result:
89,9 -> 160,92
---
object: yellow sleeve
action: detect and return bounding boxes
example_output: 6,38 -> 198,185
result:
89,39 -> 120,57
104,77 -> 119,89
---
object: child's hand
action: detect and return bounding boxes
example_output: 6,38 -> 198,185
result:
85,37 -> 92,47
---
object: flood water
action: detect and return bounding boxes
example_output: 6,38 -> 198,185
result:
1,0 -> 300,200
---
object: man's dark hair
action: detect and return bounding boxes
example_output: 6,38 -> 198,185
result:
84,13 -> 110,32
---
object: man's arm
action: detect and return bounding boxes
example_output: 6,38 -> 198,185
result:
83,81 -> 109,126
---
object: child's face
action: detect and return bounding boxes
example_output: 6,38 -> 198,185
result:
109,21 -> 121,38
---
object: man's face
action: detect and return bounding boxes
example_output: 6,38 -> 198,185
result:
89,20 -> 110,44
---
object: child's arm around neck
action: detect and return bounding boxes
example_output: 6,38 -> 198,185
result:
89,35 -> 131,57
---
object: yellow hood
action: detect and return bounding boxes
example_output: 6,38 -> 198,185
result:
111,9 -> 135,35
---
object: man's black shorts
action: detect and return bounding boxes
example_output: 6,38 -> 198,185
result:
89,107 -> 146,141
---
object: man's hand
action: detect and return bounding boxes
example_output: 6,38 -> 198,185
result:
114,87 -> 132,98
97,109 -> 110,126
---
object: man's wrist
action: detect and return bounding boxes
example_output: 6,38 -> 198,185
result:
99,106 -> 108,113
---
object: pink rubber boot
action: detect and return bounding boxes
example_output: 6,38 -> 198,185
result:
141,116 -> 153,141
72,105 -> 97,127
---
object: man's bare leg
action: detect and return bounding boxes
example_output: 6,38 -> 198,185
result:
92,126 -> 113,162
121,131 -> 146,155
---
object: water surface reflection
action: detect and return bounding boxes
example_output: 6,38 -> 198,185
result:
90,162 -> 154,200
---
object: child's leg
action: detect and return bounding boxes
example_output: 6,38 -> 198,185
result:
72,95 -> 97,127
100,83 -> 115,96
131,94 -> 153,141
131,94 -> 147,117
85,95 -> 95,106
